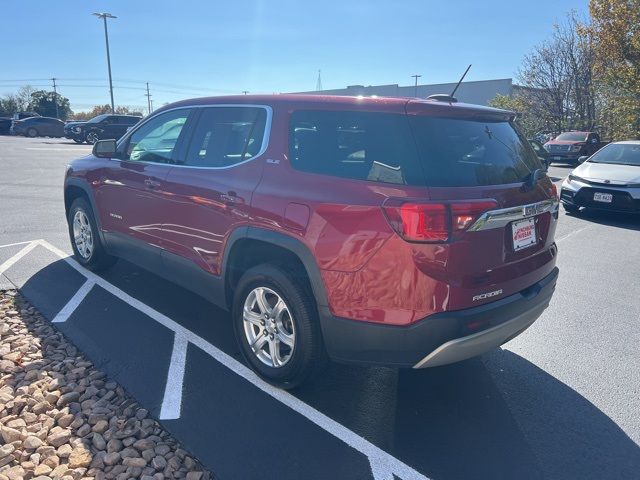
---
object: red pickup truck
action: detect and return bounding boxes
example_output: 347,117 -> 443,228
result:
544,131 -> 605,165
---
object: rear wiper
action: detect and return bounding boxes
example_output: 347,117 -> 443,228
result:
522,168 -> 545,191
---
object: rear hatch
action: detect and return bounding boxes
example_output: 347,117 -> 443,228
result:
403,101 -> 558,311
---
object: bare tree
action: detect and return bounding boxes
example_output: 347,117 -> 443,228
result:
517,12 -> 597,133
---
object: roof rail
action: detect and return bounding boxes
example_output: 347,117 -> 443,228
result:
426,94 -> 458,103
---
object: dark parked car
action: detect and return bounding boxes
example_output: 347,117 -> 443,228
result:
69,114 -> 142,144
64,121 -> 89,143
0,117 -> 11,135
64,95 -> 559,388
544,131 -> 605,165
11,116 -> 65,137
529,139 -> 550,169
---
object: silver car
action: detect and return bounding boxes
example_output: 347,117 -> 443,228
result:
561,141 -> 640,214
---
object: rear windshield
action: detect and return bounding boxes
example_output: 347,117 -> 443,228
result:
289,110 -> 423,186
88,114 -> 108,124
409,116 -> 541,187
555,132 -> 588,142
288,110 -> 540,187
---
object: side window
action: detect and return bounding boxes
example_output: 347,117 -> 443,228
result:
289,110 -> 421,185
123,109 -> 191,164
184,107 -> 267,167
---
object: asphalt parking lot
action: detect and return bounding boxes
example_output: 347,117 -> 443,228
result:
1,135 -> 640,480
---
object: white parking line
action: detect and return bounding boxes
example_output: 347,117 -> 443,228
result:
556,224 -> 593,243
52,279 -> 95,323
0,242 -> 39,276
12,239 -> 428,480
0,240 -> 38,249
160,333 -> 189,420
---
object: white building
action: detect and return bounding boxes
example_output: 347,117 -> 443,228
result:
299,78 -> 517,106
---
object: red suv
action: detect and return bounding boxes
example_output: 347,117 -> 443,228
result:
64,95 -> 559,388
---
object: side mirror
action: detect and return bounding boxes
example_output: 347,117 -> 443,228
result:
578,155 -> 589,164
538,156 -> 549,171
93,139 -> 117,158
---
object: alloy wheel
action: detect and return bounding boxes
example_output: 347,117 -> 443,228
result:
73,209 -> 94,259
242,287 -> 296,368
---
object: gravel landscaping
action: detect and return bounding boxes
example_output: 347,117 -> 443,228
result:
0,290 -> 212,480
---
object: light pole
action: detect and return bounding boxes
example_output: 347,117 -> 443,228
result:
51,77 -> 59,119
93,12 -> 117,113
411,74 -> 422,98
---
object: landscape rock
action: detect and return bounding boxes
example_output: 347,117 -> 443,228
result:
0,292 -> 211,479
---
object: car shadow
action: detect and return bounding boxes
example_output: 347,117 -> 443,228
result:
11,257 -> 640,480
296,350 -> 640,480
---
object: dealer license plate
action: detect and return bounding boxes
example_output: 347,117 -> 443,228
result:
512,218 -> 537,251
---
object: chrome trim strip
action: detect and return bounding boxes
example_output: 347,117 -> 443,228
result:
112,104 -> 274,171
467,198 -> 559,232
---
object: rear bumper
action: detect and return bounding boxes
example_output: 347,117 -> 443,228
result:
319,267 -> 558,367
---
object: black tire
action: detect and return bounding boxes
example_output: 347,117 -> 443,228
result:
67,197 -> 117,271
85,131 -> 99,144
26,127 -> 38,138
562,202 -> 580,214
73,138 -> 84,144
232,264 -> 327,389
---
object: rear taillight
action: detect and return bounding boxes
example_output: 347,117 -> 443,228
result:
383,199 -> 497,243
547,183 -> 558,198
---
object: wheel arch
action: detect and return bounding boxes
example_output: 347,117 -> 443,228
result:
223,227 -> 329,312
64,179 -> 107,244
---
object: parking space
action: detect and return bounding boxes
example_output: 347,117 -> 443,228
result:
1,136 -> 640,479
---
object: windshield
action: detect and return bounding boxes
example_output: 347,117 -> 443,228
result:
588,143 -> 640,166
555,132 -> 588,142
88,114 -> 108,124
409,116 -> 541,186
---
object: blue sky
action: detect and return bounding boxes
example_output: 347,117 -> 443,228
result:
1,0 -> 588,112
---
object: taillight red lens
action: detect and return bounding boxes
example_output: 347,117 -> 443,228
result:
399,203 -> 448,241
383,199 -> 497,243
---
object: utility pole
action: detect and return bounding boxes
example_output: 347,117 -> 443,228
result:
411,74 -> 422,98
51,77 -> 59,119
316,69 -> 323,91
145,82 -> 152,115
93,12 -> 117,113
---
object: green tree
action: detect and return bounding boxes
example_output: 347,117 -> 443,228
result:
0,85 -> 36,116
589,0 -> 640,139
27,90 -> 72,119
0,95 -> 19,116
